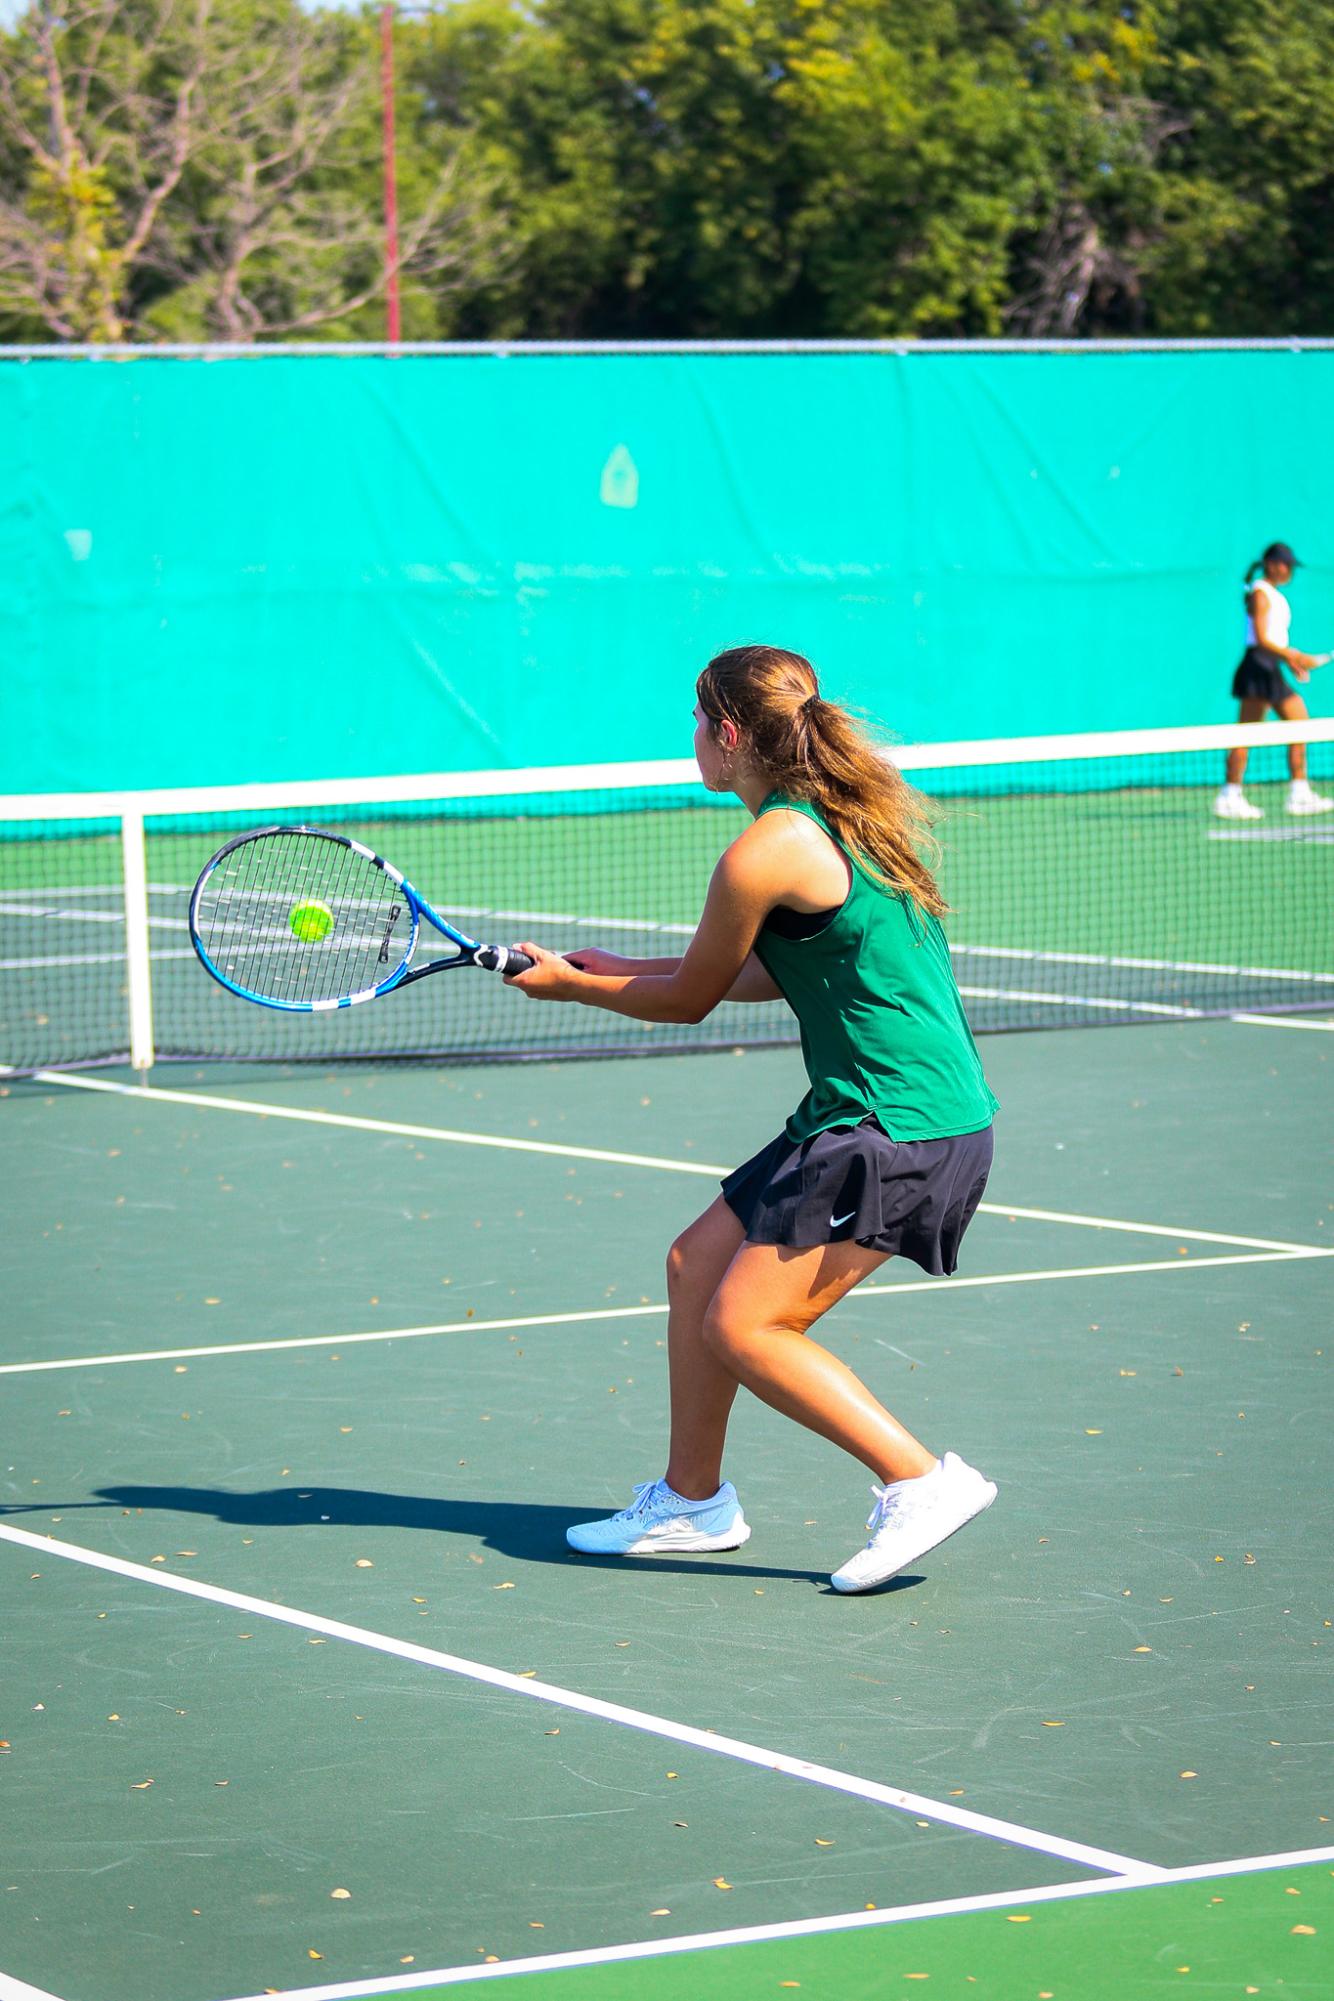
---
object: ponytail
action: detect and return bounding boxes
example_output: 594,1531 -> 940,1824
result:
1244,559 -> 1263,584
696,645 -> 948,917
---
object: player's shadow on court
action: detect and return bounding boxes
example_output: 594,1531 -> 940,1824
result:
67,1484 -> 923,1592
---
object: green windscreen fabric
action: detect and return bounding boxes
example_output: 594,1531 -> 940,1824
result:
2,347 -> 1332,793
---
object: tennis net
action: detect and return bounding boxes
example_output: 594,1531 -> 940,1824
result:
3,720 -> 1332,1076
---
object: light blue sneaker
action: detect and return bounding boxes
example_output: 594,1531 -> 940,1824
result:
566,1478 -> 750,1556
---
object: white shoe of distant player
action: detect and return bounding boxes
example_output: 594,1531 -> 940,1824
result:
1285,779 -> 1334,816
1213,785 -> 1264,821
830,1452 -> 997,1594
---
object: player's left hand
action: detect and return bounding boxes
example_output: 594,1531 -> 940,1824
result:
504,941 -> 583,1001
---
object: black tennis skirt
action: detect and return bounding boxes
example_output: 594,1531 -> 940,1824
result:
1232,646 -> 1292,706
721,1118 -> 994,1277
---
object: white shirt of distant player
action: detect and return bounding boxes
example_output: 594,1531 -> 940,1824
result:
1246,576 -> 1291,650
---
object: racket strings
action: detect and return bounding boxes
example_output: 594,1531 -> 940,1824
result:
193,832 -> 411,1005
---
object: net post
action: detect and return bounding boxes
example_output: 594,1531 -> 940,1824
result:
120,810 -> 156,1075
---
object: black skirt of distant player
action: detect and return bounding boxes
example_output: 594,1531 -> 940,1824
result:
1232,646 -> 1293,706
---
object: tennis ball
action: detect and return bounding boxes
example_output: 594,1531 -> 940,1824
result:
289,899 -> 334,944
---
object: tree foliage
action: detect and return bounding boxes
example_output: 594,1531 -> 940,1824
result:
1,0 -> 1330,342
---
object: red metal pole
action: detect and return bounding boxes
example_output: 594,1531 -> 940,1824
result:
380,2 -> 401,344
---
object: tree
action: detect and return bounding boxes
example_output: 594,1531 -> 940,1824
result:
0,0 -> 509,342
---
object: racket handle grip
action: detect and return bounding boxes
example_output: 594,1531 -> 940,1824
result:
476,944 -> 535,976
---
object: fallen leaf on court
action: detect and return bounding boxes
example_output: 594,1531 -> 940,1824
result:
712,1878 -> 732,1890
1245,1554 -> 1256,1564
130,1780 -> 153,1789
1134,1647 -> 1153,1654
308,1950 -> 322,1960
412,1597 -> 427,1604
545,1729 -> 559,1736
651,1909 -> 670,1917
1041,1720 -> 1065,1728
517,1669 -> 537,1678
1180,1771 -> 1198,1779
354,1559 -> 373,1569
493,1581 -> 516,1591
330,1889 -> 350,1900
400,1957 -> 415,1965
1292,1926 -> 1316,1935
814,1838 -> 834,1847
1006,1914 -> 1031,1923
1085,1429 -> 1102,1436
0,1742 -> 10,1752
528,1922 -> 544,1929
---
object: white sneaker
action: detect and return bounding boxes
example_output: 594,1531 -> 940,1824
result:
830,1452 -> 997,1594
566,1479 -> 751,1555
1286,780 -> 1334,816
1213,785 -> 1264,821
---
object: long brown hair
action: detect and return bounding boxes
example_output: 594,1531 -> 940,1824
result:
696,644 -> 947,917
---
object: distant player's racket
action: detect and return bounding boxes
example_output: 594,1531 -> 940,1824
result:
189,826 -> 534,1012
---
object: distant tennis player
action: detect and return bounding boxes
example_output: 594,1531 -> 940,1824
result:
1215,540 -> 1332,820
508,645 -> 999,1593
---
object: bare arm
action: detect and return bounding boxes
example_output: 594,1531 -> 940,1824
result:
1250,590 -> 1319,675
565,944 -> 783,1003
508,824 -> 790,1022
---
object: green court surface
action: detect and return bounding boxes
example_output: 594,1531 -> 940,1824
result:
387,1862 -> 1334,2000
2,1022 -> 1332,2001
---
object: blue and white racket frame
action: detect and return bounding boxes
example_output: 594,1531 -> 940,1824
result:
188,824 -> 534,1013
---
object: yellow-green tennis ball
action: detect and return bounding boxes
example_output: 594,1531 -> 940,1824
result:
289,899 -> 334,944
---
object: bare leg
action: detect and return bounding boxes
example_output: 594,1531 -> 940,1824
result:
1225,696 -> 1269,785
663,1197 -> 747,1500
1277,691 -> 1311,780
702,1239 -> 938,1484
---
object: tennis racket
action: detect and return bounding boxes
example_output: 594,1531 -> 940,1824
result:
189,826 -> 534,1012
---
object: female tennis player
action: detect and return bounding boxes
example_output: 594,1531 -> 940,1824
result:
1214,540 -> 1332,820
508,645 -> 999,1592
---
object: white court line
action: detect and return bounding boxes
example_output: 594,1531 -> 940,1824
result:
1,1249 -> 1326,1378
0,1522 -> 1154,1880
9,1069 -> 1325,1255
954,940 -> 1334,984
0,1974 -> 66,2001
209,1843 -> 1334,2000
1231,1012 -> 1334,1033
959,984 -> 1202,1020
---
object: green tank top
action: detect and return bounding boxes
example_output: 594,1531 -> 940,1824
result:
752,795 -> 998,1144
